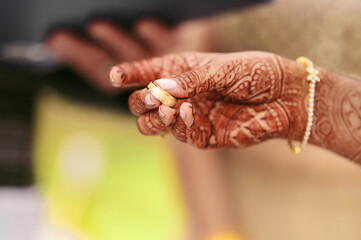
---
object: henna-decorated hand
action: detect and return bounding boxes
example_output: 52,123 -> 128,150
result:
111,51 -> 311,149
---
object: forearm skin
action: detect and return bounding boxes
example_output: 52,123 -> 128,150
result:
310,69 -> 361,163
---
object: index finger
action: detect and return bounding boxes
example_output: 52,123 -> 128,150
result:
109,52 -> 214,87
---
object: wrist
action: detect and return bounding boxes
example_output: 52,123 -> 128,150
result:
309,68 -> 361,162
281,57 -> 309,142
307,67 -> 331,144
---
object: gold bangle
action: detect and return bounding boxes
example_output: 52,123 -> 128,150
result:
147,81 -> 178,108
288,57 -> 320,154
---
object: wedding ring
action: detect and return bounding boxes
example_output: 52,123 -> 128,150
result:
147,81 -> 178,108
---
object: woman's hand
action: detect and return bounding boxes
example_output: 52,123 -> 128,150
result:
111,51 -> 310,149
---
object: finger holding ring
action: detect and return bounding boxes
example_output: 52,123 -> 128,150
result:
147,81 -> 178,108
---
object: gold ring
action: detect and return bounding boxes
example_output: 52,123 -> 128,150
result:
147,81 -> 178,108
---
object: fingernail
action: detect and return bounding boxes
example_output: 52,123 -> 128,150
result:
180,104 -> 194,129
155,78 -> 178,90
180,107 -> 186,120
187,105 -> 194,128
159,106 -> 170,126
110,67 -> 126,87
145,93 -> 156,107
159,107 -> 165,119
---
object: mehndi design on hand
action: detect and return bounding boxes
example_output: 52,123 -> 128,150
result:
110,51 -> 361,163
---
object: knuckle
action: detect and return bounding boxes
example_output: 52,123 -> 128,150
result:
128,91 -> 144,116
136,112 -> 166,136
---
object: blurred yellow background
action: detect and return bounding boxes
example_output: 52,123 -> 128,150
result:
34,89 -> 186,240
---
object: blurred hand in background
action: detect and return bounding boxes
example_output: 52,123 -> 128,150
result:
46,18 -> 216,94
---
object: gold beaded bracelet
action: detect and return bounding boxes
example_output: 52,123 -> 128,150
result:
288,57 -> 320,154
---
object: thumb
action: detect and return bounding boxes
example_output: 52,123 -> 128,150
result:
150,64 -> 212,99
149,56 -> 231,99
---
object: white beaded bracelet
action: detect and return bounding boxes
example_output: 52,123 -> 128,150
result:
288,57 -> 320,154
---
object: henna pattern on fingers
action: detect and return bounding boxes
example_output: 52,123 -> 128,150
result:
171,98 -> 290,149
130,51 -> 361,163
128,90 -> 147,116
115,52 -> 214,86
137,52 -> 297,149
136,109 -> 170,136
